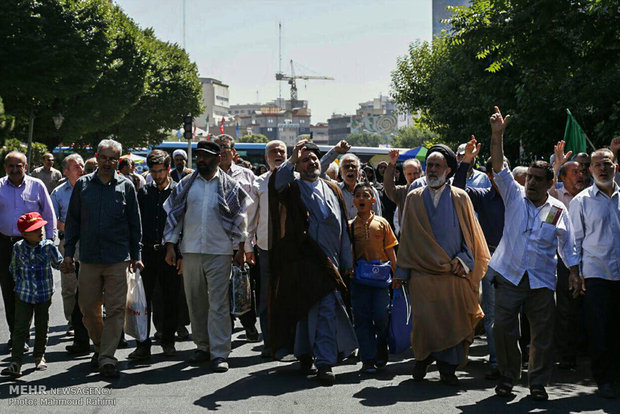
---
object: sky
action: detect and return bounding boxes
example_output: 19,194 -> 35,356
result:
113,0 -> 432,124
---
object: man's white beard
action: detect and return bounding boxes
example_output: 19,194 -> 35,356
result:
427,171 -> 448,188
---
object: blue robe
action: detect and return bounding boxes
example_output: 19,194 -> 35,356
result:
422,185 -> 474,366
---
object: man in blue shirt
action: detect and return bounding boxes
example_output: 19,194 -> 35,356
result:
453,137 -> 508,380
489,106 -> 580,401
63,139 -> 143,379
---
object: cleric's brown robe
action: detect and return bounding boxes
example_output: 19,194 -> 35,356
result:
397,186 -> 490,362
267,174 -> 350,355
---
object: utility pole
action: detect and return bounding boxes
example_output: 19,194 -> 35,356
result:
182,0 -> 186,49
278,22 -> 282,103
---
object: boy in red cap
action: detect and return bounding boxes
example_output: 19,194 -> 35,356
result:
1,212 -> 62,377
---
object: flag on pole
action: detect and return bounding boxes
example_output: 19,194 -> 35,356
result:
176,129 -> 182,139
206,115 -> 210,135
235,122 -> 239,139
193,123 -> 197,139
563,109 -> 587,155
220,117 -> 225,134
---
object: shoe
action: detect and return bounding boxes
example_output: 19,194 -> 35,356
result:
90,352 -> 100,371
260,347 -> 271,359
245,327 -> 260,343
530,385 -> 549,401
299,356 -> 317,375
66,343 -> 90,356
154,331 -> 163,341
211,357 -> 229,373
117,337 -> 128,349
100,363 -> 120,378
375,345 -> 388,369
317,367 -> 335,386
360,361 -> 377,374
162,344 -> 176,357
128,346 -> 151,360
495,377 -> 514,398
598,383 -> 616,399
485,367 -> 501,380
188,349 -> 210,365
66,327 -> 75,337
176,327 -> 190,341
440,373 -> 459,386
35,357 -> 48,371
1,362 -> 22,377
412,359 -> 431,381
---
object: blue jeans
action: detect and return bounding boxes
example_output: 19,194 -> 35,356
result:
350,282 -> 390,363
482,267 -> 497,367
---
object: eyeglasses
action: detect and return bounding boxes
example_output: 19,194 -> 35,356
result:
342,164 -> 358,170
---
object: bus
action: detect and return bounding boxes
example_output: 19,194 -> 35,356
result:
152,141 -> 404,167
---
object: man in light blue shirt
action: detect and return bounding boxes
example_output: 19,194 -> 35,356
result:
569,147 -> 620,399
489,106 -> 579,401
50,153 -> 84,331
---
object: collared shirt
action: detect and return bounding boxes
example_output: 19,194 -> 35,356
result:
30,166 -> 62,193
245,170 -> 271,252
337,181 -> 382,220
50,180 -> 74,223
454,161 -> 505,248
223,163 -> 255,195
64,171 -> 142,264
10,239 -> 62,304
569,183 -> 620,281
466,168 -> 492,189
350,212 -> 398,262
138,180 -> 177,247
170,170 -> 236,255
550,184 -> 576,209
489,168 -> 579,290
171,168 -> 192,183
0,175 -> 56,238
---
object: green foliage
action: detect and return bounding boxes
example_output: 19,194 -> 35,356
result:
0,138 -> 48,173
0,0 -> 202,153
345,132 -> 384,147
391,0 -> 620,160
392,124 -> 439,149
0,96 -> 15,138
238,134 -> 269,143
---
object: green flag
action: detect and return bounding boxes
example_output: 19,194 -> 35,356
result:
563,109 -> 587,155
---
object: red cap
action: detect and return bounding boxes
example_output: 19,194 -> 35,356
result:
17,212 -> 47,233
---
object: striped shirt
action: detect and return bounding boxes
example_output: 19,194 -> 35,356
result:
489,168 -> 579,290
10,239 -> 62,304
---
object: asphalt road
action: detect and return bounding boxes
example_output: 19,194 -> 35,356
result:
0,269 -> 616,414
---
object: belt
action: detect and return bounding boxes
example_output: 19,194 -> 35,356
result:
145,243 -> 165,252
0,233 -> 23,244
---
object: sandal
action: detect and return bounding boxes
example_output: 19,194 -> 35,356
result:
530,385 -> 548,401
495,377 -> 513,397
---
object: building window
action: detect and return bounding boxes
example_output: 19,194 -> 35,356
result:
268,128 -> 273,132
268,118 -> 274,123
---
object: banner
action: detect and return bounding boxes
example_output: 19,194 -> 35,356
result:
563,109 -> 587,155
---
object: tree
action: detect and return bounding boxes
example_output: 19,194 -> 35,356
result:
1,138 -> 48,175
0,96 -> 15,139
238,134 -> 269,143
391,0 -> 620,160
392,124 -> 439,149
345,132 -> 383,147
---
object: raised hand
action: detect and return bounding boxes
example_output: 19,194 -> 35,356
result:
289,139 -> 308,164
388,149 -> 400,165
334,140 -> 351,154
463,135 -> 480,164
553,140 -> 573,168
490,106 -> 510,136
610,136 -> 620,160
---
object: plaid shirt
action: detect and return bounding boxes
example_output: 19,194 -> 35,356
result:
10,239 -> 62,304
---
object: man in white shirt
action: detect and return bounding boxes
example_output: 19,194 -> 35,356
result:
163,141 -> 251,373
244,140 -> 287,356
569,147 -> 620,399
489,106 -> 580,401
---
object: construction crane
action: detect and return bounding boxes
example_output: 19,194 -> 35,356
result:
276,59 -> 334,103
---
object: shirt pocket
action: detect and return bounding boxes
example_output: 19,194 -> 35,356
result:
538,223 -> 557,247
107,193 -> 127,219
21,194 -> 39,212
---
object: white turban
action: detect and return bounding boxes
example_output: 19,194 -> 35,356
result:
172,149 -> 187,160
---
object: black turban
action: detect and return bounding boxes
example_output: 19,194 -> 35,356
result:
425,144 -> 457,179
301,142 -> 321,157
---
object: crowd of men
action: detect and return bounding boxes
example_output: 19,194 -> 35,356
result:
0,106 -> 618,400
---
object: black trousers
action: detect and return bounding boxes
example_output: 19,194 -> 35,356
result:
0,236 -> 18,338
554,258 -> 585,362
140,248 -> 181,346
71,262 -> 90,346
583,278 -> 620,386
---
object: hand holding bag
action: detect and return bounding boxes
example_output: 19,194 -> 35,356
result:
125,269 -> 148,342
387,285 -> 412,354
230,263 -> 253,316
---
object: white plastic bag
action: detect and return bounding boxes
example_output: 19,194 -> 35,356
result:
230,264 -> 252,316
124,269 -> 148,342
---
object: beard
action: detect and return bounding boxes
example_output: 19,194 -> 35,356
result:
301,167 -> 320,181
427,170 -> 448,188
197,160 -> 218,177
